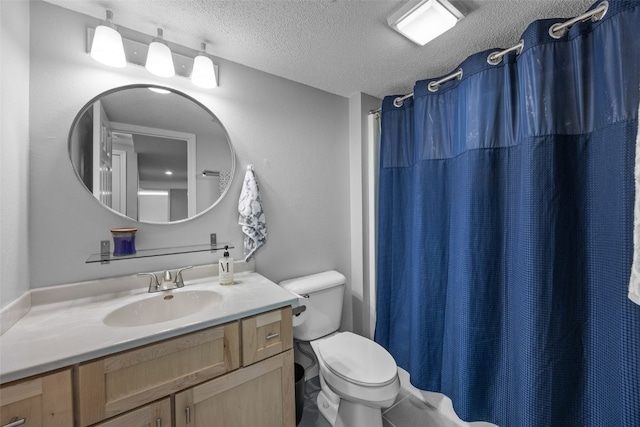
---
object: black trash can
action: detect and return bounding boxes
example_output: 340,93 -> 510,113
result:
294,363 -> 305,425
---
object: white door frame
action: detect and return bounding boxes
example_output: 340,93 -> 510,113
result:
111,149 -> 127,215
109,122 -> 197,217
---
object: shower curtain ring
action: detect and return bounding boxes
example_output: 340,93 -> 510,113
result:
548,0 -> 608,39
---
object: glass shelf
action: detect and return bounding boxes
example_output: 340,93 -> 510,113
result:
86,243 -> 233,264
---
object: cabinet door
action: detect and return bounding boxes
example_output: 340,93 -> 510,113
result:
0,369 -> 73,427
241,306 -> 292,366
94,398 -> 171,427
175,349 -> 295,427
78,322 -> 240,426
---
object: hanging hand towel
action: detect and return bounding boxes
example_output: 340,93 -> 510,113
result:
238,166 -> 267,261
629,101 -> 640,306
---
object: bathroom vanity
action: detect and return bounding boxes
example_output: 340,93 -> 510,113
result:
0,269 -> 297,427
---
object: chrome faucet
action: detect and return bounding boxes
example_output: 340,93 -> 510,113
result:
138,266 -> 193,293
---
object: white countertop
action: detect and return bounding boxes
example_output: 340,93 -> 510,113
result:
0,271 -> 298,384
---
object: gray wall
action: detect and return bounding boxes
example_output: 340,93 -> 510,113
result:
19,1 -> 354,328
0,0 -> 31,309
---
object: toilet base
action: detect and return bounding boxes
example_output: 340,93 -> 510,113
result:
317,374 -> 385,427
316,388 -> 339,425
333,399 -> 385,427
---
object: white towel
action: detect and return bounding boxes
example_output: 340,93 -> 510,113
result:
238,167 -> 267,261
629,102 -> 640,306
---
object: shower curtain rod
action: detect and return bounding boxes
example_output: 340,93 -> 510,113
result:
368,0 -> 609,115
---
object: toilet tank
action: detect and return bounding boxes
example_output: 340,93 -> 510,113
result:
280,270 -> 346,341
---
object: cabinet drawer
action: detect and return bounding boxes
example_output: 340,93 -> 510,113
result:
94,398 -> 171,427
78,322 -> 240,426
241,306 -> 292,366
0,369 -> 73,427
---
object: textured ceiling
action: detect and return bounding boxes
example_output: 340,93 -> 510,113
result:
44,0 -> 595,99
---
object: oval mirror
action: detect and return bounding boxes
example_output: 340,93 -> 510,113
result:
69,85 -> 234,224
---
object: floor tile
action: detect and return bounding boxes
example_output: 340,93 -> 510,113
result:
384,395 -> 460,427
383,386 -> 411,414
299,376 -> 463,427
383,418 -> 398,427
298,403 -> 332,427
298,377 -> 332,427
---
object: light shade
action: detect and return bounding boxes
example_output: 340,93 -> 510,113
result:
145,28 -> 175,78
90,10 -> 126,67
148,87 -> 171,94
387,0 -> 464,46
191,43 -> 218,89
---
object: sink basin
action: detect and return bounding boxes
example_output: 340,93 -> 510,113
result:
104,290 -> 222,327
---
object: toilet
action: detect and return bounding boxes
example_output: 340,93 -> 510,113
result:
280,271 -> 400,427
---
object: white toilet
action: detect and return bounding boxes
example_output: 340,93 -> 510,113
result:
280,271 -> 400,427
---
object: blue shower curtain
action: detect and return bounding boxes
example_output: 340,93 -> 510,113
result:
375,1 -> 640,426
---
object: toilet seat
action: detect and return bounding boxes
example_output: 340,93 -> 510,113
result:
317,331 -> 397,387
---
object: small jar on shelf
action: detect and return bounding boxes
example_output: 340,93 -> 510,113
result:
110,228 -> 137,256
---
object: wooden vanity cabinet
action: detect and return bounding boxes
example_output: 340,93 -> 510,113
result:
175,307 -> 295,427
175,349 -> 295,427
0,369 -> 73,427
92,398 -> 171,427
78,322 -> 240,426
242,306 -> 293,366
1,306 -> 293,427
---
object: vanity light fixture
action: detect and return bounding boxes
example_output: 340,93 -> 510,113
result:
90,10 -> 126,67
87,23 -> 219,89
387,0 -> 464,46
145,28 -> 175,78
191,42 -> 218,89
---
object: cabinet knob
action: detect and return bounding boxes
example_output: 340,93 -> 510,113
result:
156,418 -> 162,427
186,406 -> 191,424
2,417 -> 26,427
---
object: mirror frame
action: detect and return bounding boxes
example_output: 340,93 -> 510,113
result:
67,84 -> 235,224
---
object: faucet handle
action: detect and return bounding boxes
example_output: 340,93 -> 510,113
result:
138,273 -> 159,292
174,266 -> 193,288
162,270 -> 173,283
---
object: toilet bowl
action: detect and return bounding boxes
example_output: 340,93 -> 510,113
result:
280,271 -> 400,427
311,332 -> 400,427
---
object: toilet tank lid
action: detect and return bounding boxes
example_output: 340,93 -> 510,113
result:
280,270 -> 346,294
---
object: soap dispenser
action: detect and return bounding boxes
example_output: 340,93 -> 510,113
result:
219,245 -> 234,285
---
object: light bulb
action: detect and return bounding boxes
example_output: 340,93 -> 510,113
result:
145,28 -> 175,78
90,10 -> 126,68
191,43 -> 218,88
148,87 -> 171,94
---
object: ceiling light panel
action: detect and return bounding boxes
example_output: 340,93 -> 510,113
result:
388,0 -> 464,46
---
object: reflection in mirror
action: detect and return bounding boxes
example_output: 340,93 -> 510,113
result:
69,85 -> 234,223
